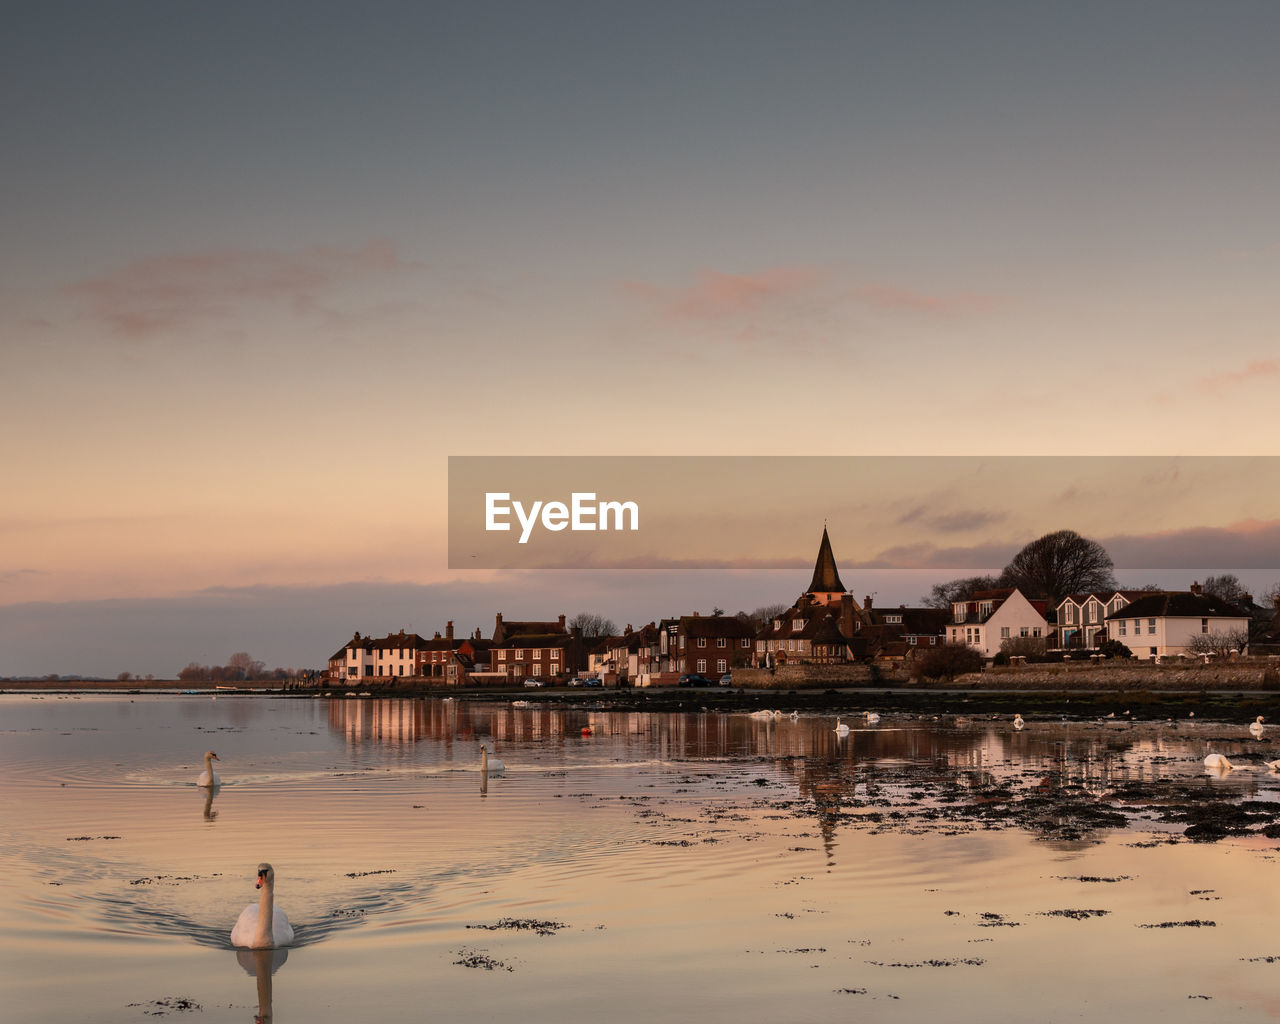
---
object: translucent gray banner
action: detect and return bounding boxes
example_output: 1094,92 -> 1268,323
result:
448,455 -> 1280,572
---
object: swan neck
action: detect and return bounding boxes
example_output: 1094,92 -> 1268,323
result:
255,878 -> 274,947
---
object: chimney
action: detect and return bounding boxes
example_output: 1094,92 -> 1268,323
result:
474,628 -> 482,640
446,620 -> 454,641
625,624 -> 633,634
558,613 -> 566,629
1190,581 -> 1203,596
864,595 -> 873,611
693,611 -> 700,617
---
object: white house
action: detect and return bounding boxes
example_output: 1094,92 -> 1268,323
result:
947,588 -> 1049,658
1104,584 -> 1251,660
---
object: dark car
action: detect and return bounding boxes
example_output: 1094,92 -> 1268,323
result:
678,673 -> 713,687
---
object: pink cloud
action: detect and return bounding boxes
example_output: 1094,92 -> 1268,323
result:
852,282 -> 995,316
65,239 -> 417,339
1199,359 -> 1280,394
623,266 -> 823,323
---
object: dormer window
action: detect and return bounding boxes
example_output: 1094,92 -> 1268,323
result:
792,619 -> 804,631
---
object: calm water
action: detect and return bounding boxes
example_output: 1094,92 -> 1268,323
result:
4,694 -> 1280,1023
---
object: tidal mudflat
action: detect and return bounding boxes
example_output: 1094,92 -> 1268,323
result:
5,693 -> 1280,1023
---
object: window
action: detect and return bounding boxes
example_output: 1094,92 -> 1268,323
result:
516,649 -> 524,659
1119,621 -> 1127,636
551,649 -> 560,660
717,638 -> 726,648
696,659 -> 706,673
1148,619 -> 1156,635
697,637 -> 706,648
908,636 -> 917,645
679,637 -> 686,650
1201,618 -> 1209,633
1033,628 -> 1041,638
886,614 -> 902,624
1020,626 -> 1029,638
792,620 -> 804,631
741,638 -> 749,648
1150,647 -> 1158,656
1000,627 -> 1010,639
399,664 -> 404,676
717,659 -> 726,673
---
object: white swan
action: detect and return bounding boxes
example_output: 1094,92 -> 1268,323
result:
230,863 -> 294,949
481,745 -> 505,775
1250,716 -> 1266,738
1013,715 -> 1024,730
1203,753 -> 1234,770
789,710 -> 799,721
1266,760 -> 1280,772
864,712 -> 881,725
835,718 -> 850,736
197,751 -> 221,788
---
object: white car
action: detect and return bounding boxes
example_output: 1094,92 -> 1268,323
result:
523,678 -> 546,688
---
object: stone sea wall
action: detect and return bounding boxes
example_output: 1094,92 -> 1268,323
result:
732,659 -> 1280,691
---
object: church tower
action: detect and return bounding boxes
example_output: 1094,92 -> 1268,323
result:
804,526 -> 848,607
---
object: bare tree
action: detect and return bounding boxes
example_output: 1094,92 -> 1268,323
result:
1000,530 -> 1115,606
749,603 -> 790,623
226,652 -> 266,680
1202,574 -> 1248,606
568,613 -> 619,637
921,575 -> 1001,609
1186,628 -> 1250,658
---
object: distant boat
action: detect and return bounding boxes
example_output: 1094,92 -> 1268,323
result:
216,685 -> 238,692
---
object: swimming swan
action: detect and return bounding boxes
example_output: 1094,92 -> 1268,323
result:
1203,753 -> 1234,770
1250,716 -> 1266,738
864,712 -> 881,725
197,751 -> 221,788
835,718 -> 850,737
481,745 -> 505,775
231,863 -> 294,949
1013,715 -> 1025,730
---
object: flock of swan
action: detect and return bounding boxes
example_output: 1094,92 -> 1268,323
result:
195,705 -> 1274,948
196,736 -> 504,949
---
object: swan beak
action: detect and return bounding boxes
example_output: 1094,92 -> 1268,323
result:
256,870 -> 267,889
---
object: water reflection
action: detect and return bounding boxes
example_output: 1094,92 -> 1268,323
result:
236,947 -> 286,1024
202,786 -> 218,820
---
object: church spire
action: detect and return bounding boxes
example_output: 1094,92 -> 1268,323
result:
806,526 -> 847,596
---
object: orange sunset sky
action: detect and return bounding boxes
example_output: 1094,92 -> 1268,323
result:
3,2 -> 1279,676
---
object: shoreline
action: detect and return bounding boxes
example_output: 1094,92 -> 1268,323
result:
6,678 -> 1280,722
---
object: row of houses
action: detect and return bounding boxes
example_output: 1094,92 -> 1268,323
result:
327,528 -> 1280,685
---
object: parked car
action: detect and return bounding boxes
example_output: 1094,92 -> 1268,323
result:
581,677 -> 603,688
523,678 -> 546,688
719,673 -> 733,686
677,673 -> 712,687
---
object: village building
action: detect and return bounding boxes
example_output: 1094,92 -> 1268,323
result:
755,528 -> 948,666
670,614 -> 754,677
490,612 -> 585,681
1104,583 -> 1251,660
947,588 -> 1048,658
1056,590 -> 1148,649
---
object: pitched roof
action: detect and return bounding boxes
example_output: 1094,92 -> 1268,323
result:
680,614 -> 755,639
1105,592 -> 1250,620
806,527 -> 847,595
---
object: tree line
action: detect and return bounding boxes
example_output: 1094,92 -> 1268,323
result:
176,652 -> 303,683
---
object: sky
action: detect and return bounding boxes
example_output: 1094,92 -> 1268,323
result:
3,1 -> 1280,677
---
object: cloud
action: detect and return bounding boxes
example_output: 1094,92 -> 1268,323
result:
1199,359 -> 1280,394
851,283 -> 995,316
622,265 -> 994,347
1103,518 -> 1280,571
64,239 -> 418,339
895,506 -> 1006,533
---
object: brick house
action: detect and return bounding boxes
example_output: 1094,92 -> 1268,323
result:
490,612 -> 585,681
